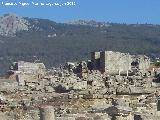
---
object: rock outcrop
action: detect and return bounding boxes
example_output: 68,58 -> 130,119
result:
0,14 -> 29,36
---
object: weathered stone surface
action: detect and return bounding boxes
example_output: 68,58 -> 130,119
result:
91,51 -> 150,74
100,51 -> 132,73
17,61 -> 46,75
0,14 -> 29,36
0,79 -> 18,93
116,85 -> 131,94
40,106 -> 55,120
0,51 -> 157,120
73,81 -> 87,90
131,55 -> 150,72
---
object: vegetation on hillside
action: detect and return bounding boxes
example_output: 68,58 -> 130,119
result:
0,17 -> 160,74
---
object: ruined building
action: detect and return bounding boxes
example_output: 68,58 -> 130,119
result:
0,50 -> 160,120
100,51 -> 132,74
8,61 -> 46,85
131,55 -> 151,72
91,51 -> 150,74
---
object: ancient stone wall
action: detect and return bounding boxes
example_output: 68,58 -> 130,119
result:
18,61 -> 46,75
100,51 -> 132,74
91,51 -> 150,74
131,55 -> 150,75
135,55 -> 150,71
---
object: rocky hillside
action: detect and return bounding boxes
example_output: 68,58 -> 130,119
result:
0,14 -> 29,36
0,14 -> 160,74
67,20 -> 111,27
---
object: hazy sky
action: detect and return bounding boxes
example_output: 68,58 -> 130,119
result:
0,0 -> 159,24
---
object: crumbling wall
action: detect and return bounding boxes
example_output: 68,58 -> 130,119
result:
100,51 -> 132,73
9,61 -> 47,86
135,55 -> 150,71
131,55 -> 150,72
91,51 -> 150,74
18,61 -> 46,75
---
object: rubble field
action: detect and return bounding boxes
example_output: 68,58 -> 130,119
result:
0,51 -> 160,120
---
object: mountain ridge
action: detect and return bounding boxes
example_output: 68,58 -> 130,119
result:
1,14 -> 159,37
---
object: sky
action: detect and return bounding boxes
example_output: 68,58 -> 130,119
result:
0,0 -> 160,24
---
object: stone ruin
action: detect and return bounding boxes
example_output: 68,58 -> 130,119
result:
100,51 -> 132,74
131,55 -> 151,72
91,51 -> 150,75
1,50 -> 160,120
7,61 -> 46,86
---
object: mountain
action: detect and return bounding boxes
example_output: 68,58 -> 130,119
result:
0,14 -> 29,36
0,14 -> 160,74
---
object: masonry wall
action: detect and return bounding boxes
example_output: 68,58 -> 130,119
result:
18,61 -> 46,75
100,51 -> 132,74
137,55 -> 150,71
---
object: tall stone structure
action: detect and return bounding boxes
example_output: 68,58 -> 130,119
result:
91,51 -> 150,74
91,51 -> 101,69
100,51 -> 132,74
